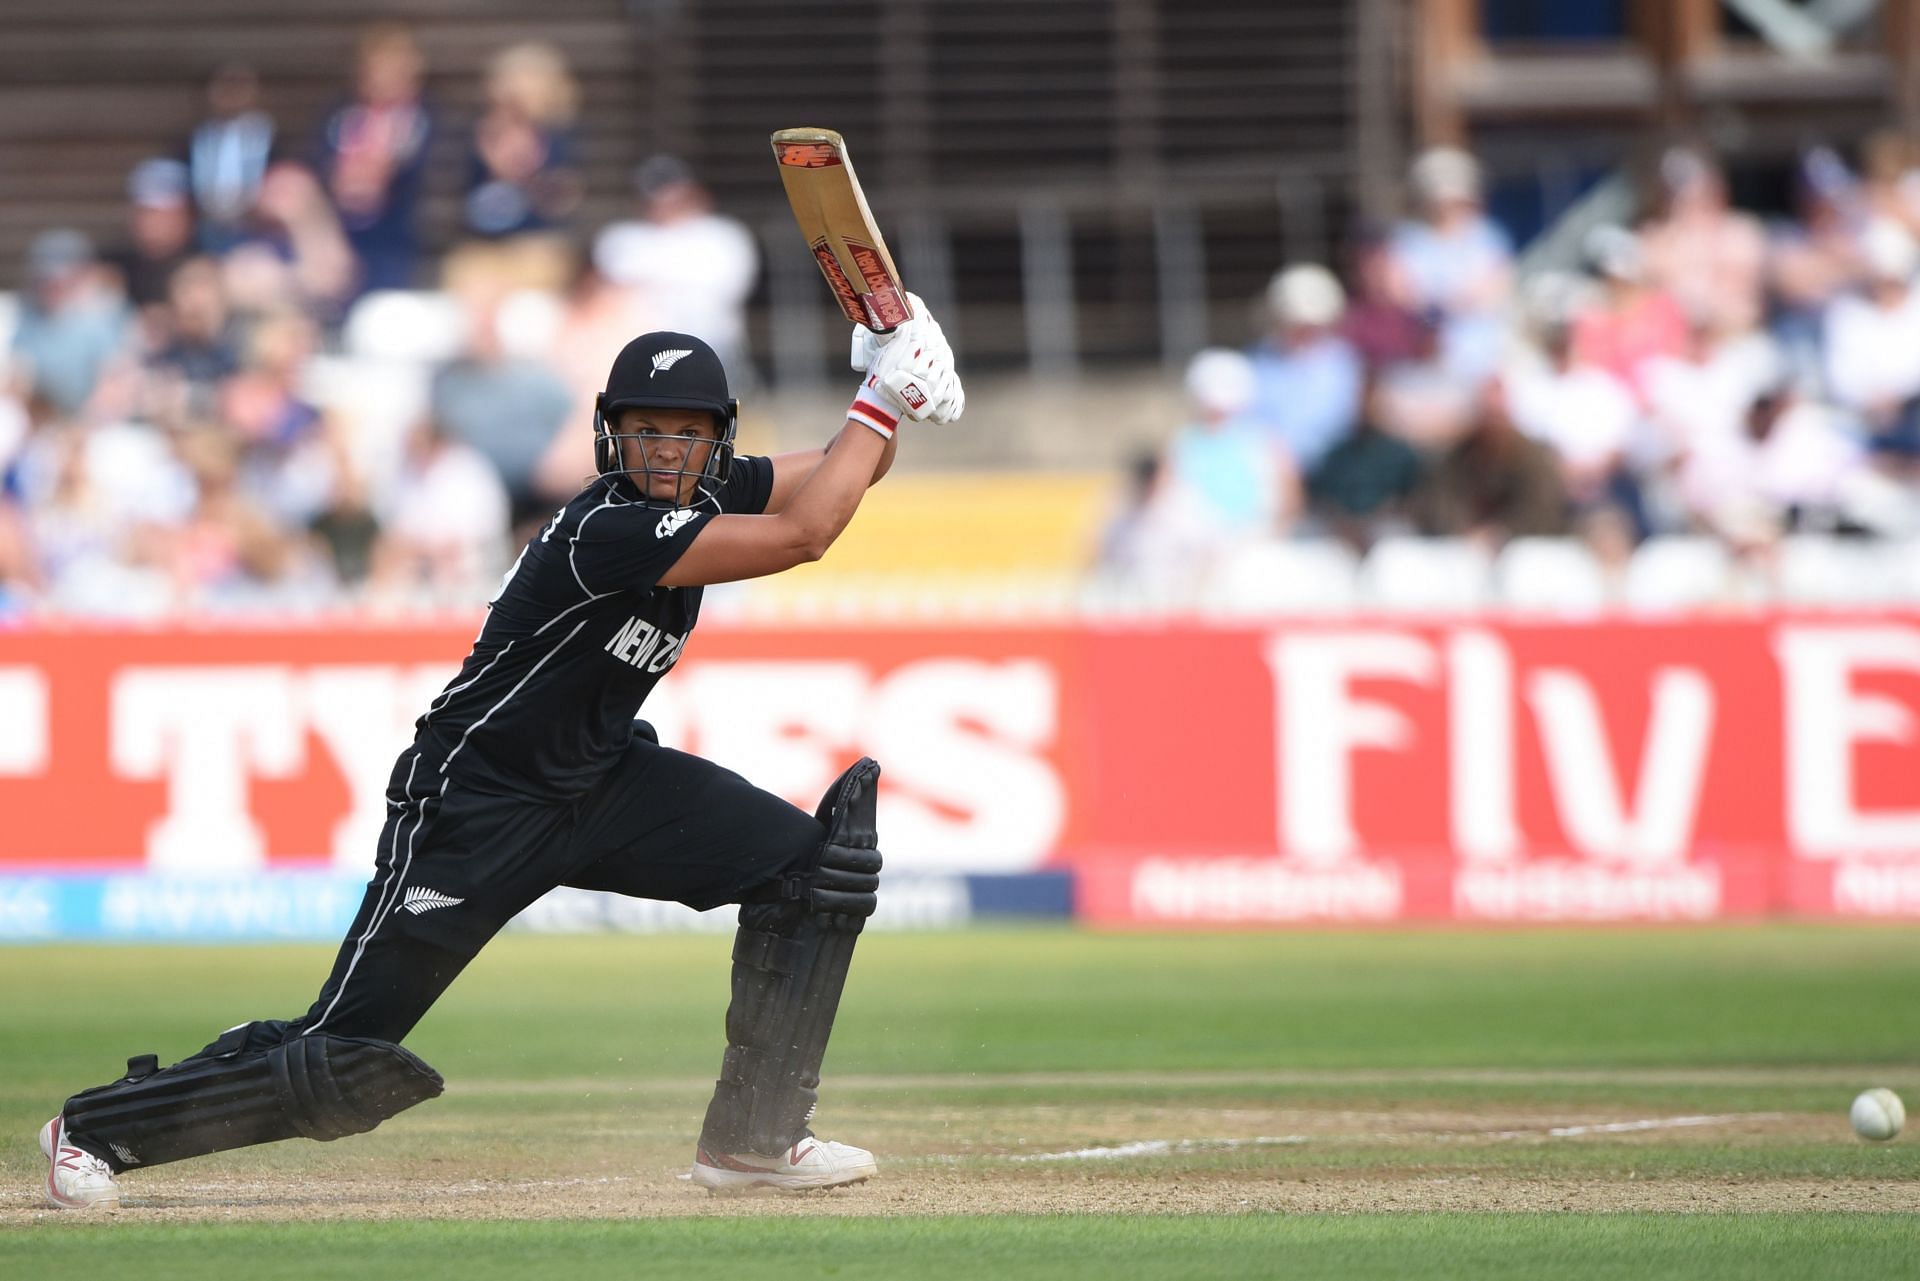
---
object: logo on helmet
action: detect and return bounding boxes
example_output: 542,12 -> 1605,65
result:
650,349 -> 693,378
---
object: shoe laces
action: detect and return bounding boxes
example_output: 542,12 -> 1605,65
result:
57,1143 -> 112,1179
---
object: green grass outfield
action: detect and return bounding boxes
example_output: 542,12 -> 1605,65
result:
3,925 -> 1919,1278
8,1214 -> 1918,1281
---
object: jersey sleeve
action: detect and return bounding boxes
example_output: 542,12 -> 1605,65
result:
716,454 -> 775,515
563,496 -> 717,595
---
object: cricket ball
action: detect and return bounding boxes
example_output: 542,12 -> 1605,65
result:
1850,1088 -> 1905,1141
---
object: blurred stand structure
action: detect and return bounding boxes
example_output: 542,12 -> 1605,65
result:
8,2 -> 1920,619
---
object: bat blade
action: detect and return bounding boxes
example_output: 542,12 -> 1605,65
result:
772,127 -> 913,333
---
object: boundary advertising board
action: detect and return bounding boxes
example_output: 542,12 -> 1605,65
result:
2,617 -> 1917,933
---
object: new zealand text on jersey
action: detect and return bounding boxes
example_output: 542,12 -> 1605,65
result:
605,614 -> 688,673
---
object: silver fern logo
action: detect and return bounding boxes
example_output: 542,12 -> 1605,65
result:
650,348 -> 693,378
400,887 -> 465,916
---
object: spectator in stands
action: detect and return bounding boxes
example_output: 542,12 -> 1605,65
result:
167,425 -> 319,611
1506,271 -> 1646,533
220,309 -> 331,531
1642,305 -> 1782,502
1339,228 -> 1436,374
1410,377 -> 1570,546
1767,148 -> 1866,390
0,498 -> 34,615
104,159 -> 198,313
223,161 -> 358,323
1679,369 -> 1865,547
429,283 -> 574,527
15,417 -> 194,617
1388,147 -> 1514,383
1246,264 -> 1362,473
8,230 -> 133,420
1859,129 -> 1920,238
1569,224 -> 1687,406
310,461 -> 382,591
1306,375 -> 1425,553
1823,218 -> 1920,453
456,41 -> 583,290
1640,147 -> 1767,337
593,156 -> 759,377
1089,448 -> 1221,605
316,23 -> 435,294
368,418 -> 511,606
146,257 -> 242,426
1164,348 -> 1290,538
0,388 -> 33,612
187,63 -> 277,256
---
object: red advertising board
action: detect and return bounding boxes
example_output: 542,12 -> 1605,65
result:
2,616 -> 1919,923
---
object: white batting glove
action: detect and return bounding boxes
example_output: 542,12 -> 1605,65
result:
846,309 -> 963,436
849,292 -> 942,372
925,362 -> 964,424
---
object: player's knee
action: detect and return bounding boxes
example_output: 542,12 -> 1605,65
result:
811,757 -> 882,925
783,757 -> 883,928
741,758 -> 884,931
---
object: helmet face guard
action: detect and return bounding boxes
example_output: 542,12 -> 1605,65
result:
593,332 -> 738,509
593,396 -> 738,510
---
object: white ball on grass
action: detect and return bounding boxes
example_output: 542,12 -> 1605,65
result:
1850,1088 -> 1905,1141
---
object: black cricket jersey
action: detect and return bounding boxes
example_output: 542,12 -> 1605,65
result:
408,456 -> 775,800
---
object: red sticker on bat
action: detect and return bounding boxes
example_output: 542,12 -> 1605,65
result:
811,242 -> 865,324
845,245 -> 910,328
778,142 -> 844,168
866,285 -> 910,330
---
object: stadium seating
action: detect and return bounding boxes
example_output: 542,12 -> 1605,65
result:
1621,537 -> 1738,614
1200,538 -> 1361,618
1495,537 -> 1611,617
1358,537 -> 1495,613
1772,536 -> 1904,609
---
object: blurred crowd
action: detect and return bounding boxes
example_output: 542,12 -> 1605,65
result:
1106,140 -> 1920,604
0,25 -> 756,617
11,24 -> 1920,619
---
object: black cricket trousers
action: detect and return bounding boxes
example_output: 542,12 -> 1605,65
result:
287,736 -> 825,1043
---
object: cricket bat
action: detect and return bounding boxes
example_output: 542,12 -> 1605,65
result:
771,127 -> 913,333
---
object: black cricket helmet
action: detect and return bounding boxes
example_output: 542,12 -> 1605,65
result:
593,331 -> 738,508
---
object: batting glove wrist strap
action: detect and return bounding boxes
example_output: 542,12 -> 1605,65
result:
847,379 -> 902,439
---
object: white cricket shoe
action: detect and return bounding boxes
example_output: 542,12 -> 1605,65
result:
39,1116 -> 121,1210
691,1137 -> 877,1191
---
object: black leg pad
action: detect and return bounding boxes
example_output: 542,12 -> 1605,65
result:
60,1021 -> 443,1173
700,757 -> 881,1155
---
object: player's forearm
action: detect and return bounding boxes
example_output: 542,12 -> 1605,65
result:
778,422 -> 887,560
838,428 -> 896,485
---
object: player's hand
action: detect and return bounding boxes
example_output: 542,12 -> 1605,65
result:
846,306 -> 963,435
869,312 -> 960,424
850,292 -> 939,371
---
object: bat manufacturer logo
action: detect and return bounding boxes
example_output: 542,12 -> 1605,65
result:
650,349 -> 693,378
810,242 -> 861,319
776,142 -> 843,168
